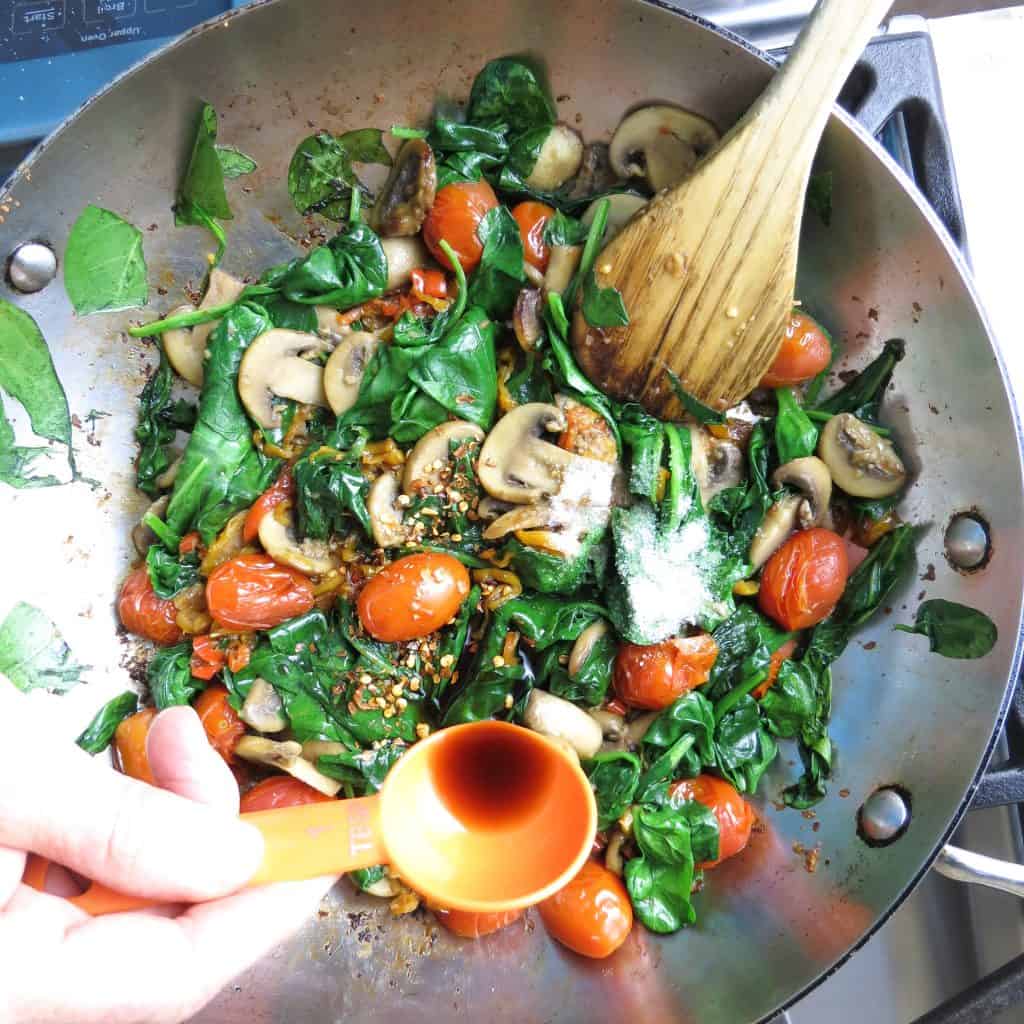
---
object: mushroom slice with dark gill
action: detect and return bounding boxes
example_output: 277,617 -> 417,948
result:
772,455 -> 833,529
689,427 -> 744,507
476,402 -> 616,506
233,736 -> 342,797
239,678 -> 288,734
367,472 -> 407,548
371,138 -> 437,237
258,504 -> 338,576
818,413 -> 907,499
748,494 -> 802,570
323,332 -> 381,416
401,420 -> 484,494
238,329 -> 330,429
609,104 -> 720,192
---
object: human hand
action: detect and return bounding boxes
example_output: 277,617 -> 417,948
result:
0,683 -> 336,1024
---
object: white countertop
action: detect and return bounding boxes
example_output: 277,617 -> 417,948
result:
931,8 -> 1024,393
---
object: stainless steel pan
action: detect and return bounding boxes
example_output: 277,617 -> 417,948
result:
2,1 -> 1022,1020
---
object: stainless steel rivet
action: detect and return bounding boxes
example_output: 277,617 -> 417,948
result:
859,787 -> 911,845
8,242 -> 57,293
944,513 -> 990,570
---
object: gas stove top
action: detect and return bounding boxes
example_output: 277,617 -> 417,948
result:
4,2 -> 1023,1021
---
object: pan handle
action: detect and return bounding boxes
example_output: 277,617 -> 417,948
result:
932,844 -> 1024,898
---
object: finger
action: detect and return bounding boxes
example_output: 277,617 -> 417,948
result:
10,877 -> 336,1024
0,731 -> 263,904
0,844 -> 26,909
147,706 -> 240,814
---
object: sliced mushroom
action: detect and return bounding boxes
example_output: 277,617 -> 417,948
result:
624,711 -> 658,747
132,495 -> 170,556
476,495 -> 514,521
609,104 -> 720,192
749,493 -> 801,570
154,453 -> 183,491
258,505 -> 338,575
569,620 -> 609,677
522,262 -> 546,289
818,413 -> 908,499
523,690 -> 603,758
164,269 -> 246,388
568,142 -> 621,200
476,403 -> 575,504
300,740 -> 348,760
233,736 -> 342,797
543,244 -> 582,295
371,138 -> 437,237
581,193 -> 648,242
367,472 -> 407,548
364,873 -> 403,899
316,306 -> 348,342
689,427 -> 744,506
482,503 -> 559,540
524,123 -> 584,192
238,329 -> 330,429
772,456 -> 833,529
381,236 -> 432,291
514,288 -> 544,351
589,708 -> 626,742
605,830 -> 626,876
401,420 -> 484,494
323,332 -> 380,416
239,678 -> 287,734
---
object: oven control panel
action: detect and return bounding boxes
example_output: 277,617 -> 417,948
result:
1,0 -> 228,63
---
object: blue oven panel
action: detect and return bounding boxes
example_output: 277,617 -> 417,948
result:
2,0 -> 230,62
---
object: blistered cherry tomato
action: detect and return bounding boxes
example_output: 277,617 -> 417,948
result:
512,200 -> 555,271
194,685 -> 246,764
243,467 -> 294,543
422,180 -> 499,272
190,634 -> 226,681
240,776 -> 333,813
434,907 -> 524,939
670,775 -> 755,867
752,638 -> 798,700
117,567 -> 182,646
538,859 -> 633,959
411,267 -> 448,300
206,554 -> 315,631
613,635 -> 718,710
178,532 -> 201,555
760,312 -> 832,388
759,528 -> 849,631
114,708 -> 157,785
357,553 -> 470,642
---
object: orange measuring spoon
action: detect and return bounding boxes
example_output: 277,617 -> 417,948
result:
24,720 -> 597,916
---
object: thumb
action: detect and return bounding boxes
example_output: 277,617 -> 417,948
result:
147,706 -> 241,814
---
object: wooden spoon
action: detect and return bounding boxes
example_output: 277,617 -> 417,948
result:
571,0 -> 894,416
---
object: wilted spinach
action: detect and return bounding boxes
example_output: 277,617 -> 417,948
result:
64,205 -> 148,314
175,103 -> 233,265
896,599 -> 998,659
0,602 -> 87,693
813,338 -> 906,424
76,691 -> 138,753
135,346 -> 196,498
145,544 -> 200,599
0,300 -> 74,485
585,751 -> 641,830
148,641 -> 203,710
287,129 -> 391,220
774,387 -> 818,464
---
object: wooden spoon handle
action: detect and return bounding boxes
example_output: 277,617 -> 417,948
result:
751,0 -> 893,170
